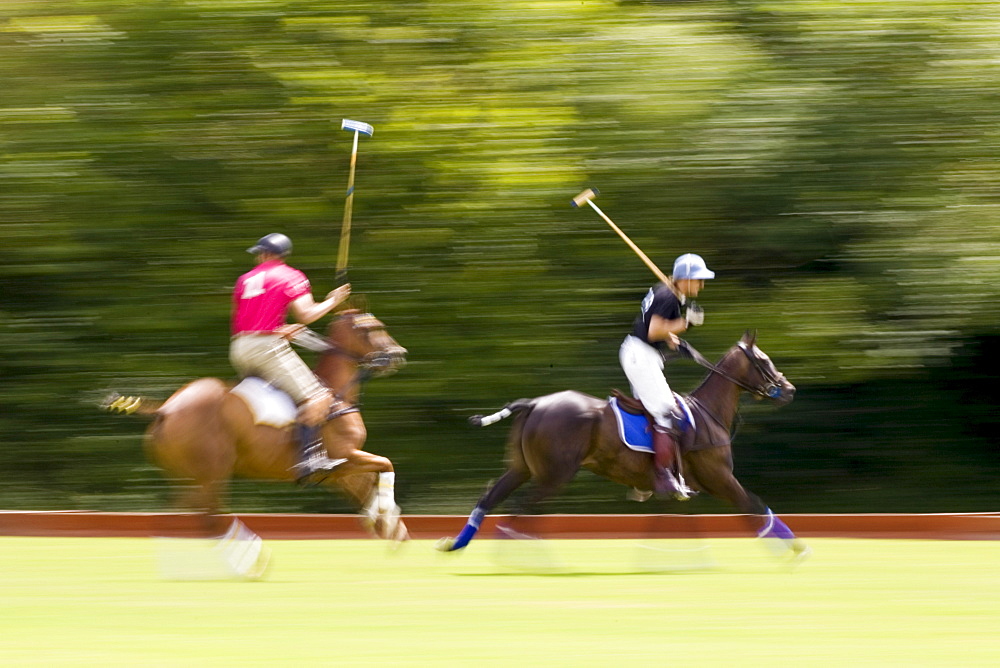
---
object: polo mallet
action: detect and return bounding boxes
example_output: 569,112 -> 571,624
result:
337,119 -> 374,283
571,188 -> 672,286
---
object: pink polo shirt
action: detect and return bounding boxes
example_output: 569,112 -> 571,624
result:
231,260 -> 312,335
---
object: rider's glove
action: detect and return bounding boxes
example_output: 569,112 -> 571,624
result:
686,302 -> 704,327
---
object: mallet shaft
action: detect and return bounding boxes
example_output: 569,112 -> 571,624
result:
585,199 -> 671,285
336,131 -> 360,277
336,119 -> 372,282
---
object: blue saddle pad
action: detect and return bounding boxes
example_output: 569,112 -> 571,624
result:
609,397 -> 654,453
608,395 -> 694,454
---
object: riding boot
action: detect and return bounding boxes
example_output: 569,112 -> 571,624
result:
291,423 -> 344,486
652,425 -> 693,501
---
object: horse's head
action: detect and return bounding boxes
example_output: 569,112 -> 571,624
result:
326,309 -> 407,377
728,330 -> 796,406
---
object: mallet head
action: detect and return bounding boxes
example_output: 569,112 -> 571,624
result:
571,187 -> 600,208
341,119 -> 374,136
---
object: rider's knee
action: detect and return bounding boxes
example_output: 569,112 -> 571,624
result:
298,390 -> 333,426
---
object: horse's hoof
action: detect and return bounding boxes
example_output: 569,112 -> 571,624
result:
359,514 -> 378,538
790,540 -> 812,565
245,545 -> 272,580
374,505 -> 402,541
626,488 -> 653,502
435,537 -> 458,552
390,519 -> 410,544
496,525 -> 537,541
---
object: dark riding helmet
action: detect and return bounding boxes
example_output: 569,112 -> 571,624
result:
247,233 -> 292,257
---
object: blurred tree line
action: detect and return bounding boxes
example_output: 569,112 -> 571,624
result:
1,0 -> 997,514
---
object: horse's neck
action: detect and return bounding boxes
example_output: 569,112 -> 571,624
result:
313,354 -> 359,402
689,362 -> 742,428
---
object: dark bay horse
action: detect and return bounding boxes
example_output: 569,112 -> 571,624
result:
438,331 -> 810,560
104,310 -> 409,542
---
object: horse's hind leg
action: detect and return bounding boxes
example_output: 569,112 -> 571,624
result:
174,479 -> 229,536
327,451 -> 395,519
437,468 -> 530,552
318,412 -> 407,538
495,468 -> 578,540
331,472 -> 378,511
685,448 -> 809,560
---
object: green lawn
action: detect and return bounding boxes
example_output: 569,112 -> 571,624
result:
1,536 -> 997,666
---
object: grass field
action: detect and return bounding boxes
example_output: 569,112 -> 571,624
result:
1,535 -> 998,666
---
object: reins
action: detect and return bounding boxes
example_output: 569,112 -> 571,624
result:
674,339 -> 756,443
676,339 -> 784,400
293,323 -> 392,369
286,327 -> 361,405
291,320 -> 399,407
292,327 -> 356,360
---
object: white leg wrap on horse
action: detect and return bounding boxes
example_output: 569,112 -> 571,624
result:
377,471 -> 396,513
215,519 -> 268,579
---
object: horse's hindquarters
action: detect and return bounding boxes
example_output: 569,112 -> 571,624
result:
518,392 -> 605,480
149,379 -> 233,480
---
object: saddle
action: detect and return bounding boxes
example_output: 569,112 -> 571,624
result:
610,389 -> 645,415
608,389 -> 695,454
230,376 -> 359,433
231,377 -> 298,429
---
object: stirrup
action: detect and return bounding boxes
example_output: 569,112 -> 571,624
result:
656,469 -> 693,501
291,444 -> 347,486
674,474 -> 696,500
669,470 -> 696,500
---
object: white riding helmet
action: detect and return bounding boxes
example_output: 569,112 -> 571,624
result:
672,253 -> 715,280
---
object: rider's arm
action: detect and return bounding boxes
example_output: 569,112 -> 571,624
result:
647,314 -> 688,350
289,284 -> 351,324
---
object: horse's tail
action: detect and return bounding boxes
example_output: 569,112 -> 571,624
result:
468,399 -> 534,427
99,392 -> 162,416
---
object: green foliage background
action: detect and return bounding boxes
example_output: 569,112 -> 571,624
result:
1,0 -> 997,513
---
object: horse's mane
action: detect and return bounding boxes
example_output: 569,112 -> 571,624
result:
327,309 -> 361,331
687,341 -> 743,398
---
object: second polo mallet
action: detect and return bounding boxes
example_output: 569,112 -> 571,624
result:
571,188 -> 672,285
337,119 -> 374,283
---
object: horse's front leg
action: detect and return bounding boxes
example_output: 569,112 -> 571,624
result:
321,412 -> 405,541
685,447 -> 809,562
437,468 -> 531,552
173,480 -> 229,536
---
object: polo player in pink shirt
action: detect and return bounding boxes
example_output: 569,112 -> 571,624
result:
230,233 -> 351,483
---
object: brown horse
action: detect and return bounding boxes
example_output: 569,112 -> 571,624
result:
437,331 -> 810,560
104,309 -> 409,542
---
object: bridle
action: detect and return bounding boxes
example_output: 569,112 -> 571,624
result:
677,339 -> 787,400
290,314 -> 405,410
293,315 -> 404,374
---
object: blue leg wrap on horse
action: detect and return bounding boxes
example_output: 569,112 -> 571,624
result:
451,507 -> 486,550
758,508 -> 796,540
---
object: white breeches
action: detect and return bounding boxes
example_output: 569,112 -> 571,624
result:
229,334 -> 326,405
619,335 -> 677,429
